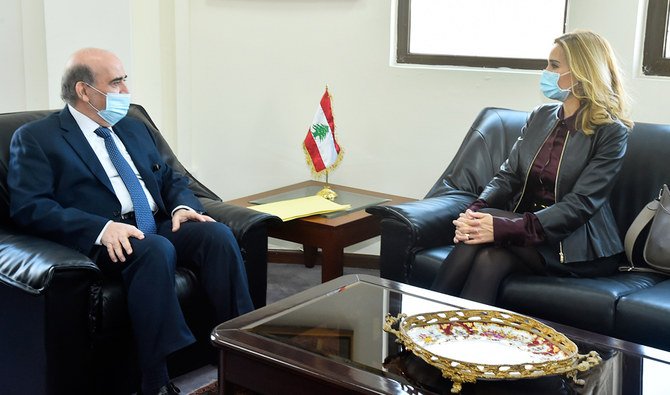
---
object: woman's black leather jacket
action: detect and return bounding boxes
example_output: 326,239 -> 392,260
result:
479,103 -> 629,263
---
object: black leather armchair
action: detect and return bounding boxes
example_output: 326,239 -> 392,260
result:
368,107 -> 670,352
0,104 -> 279,394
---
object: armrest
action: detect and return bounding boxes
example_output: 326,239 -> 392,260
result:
0,226 -> 100,295
366,192 -> 476,249
200,198 -> 281,240
367,192 -> 475,284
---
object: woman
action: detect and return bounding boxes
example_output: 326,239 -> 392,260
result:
431,30 -> 633,304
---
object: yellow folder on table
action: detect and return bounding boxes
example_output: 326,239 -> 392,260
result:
248,195 -> 351,222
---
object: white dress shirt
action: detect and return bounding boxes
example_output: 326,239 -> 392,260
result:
69,104 -> 158,214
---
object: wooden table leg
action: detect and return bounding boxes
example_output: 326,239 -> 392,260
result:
219,352 -> 228,395
303,245 -> 318,268
621,353 -> 642,395
321,245 -> 344,282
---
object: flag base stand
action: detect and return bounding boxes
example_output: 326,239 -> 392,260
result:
317,185 -> 337,201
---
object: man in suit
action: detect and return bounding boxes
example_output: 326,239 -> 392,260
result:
7,48 -> 254,395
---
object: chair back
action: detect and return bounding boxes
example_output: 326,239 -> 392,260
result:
0,109 -> 56,225
610,121 -> 670,236
425,107 -> 527,199
126,105 -> 221,202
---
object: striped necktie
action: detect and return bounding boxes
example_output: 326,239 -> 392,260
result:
94,127 -> 157,234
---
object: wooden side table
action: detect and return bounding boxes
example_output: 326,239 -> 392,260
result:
226,181 -> 414,282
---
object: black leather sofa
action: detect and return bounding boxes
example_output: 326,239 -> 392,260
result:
367,107 -> 670,352
0,104 -> 279,395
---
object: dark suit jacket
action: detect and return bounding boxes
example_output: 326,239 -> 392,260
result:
8,106 -> 204,255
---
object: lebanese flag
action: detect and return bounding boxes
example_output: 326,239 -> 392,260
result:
303,88 -> 343,174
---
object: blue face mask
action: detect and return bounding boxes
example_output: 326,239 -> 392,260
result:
540,70 -> 572,102
85,83 -> 131,126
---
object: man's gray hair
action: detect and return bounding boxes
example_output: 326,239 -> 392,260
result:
60,64 -> 94,105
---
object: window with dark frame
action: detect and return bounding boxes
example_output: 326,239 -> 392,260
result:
643,0 -> 670,76
396,0 -> 568,70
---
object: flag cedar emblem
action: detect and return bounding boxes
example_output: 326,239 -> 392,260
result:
303,87 -> 343,174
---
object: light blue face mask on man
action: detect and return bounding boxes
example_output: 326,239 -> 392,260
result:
85,83 -> 131,126
540,70 -> 573,102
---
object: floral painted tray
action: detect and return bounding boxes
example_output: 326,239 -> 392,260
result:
384,310 -> 601,393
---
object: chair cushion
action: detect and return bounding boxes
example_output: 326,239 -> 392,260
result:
499,272 -> 665,335
615,279 -> 670,350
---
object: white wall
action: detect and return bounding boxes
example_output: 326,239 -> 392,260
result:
42,0 -> 134,108
2,0 -> 670,255
0,0 -> 183,141
186,0 -> 670,202
0,0 -> 47,111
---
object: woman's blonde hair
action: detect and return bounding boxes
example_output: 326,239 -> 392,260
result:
555,30 -> 633,134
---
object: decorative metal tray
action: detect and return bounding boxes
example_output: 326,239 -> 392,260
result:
384,310 -> 601,393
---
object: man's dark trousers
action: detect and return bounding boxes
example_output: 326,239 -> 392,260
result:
95,219 -> 254,370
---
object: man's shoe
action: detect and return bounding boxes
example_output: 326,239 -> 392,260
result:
156,382 -> 180,395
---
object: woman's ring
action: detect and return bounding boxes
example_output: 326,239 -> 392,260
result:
465,233 -> 470,239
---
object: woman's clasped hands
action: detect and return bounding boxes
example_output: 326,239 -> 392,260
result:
453,209 -> 494,244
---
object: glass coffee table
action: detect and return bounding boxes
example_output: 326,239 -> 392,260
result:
211,275 -> 670,394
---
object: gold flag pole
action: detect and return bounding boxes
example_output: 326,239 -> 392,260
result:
317,170 -> 337,201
